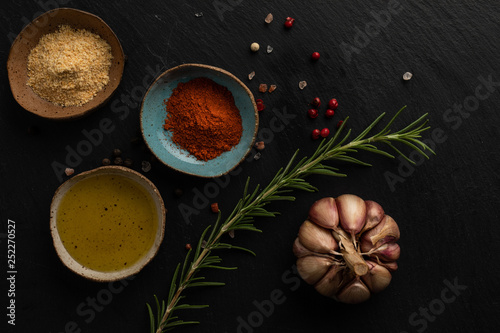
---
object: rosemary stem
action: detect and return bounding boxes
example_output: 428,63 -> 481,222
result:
150,109 -> 434,332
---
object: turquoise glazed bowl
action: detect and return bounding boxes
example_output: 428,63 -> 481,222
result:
140,64 -> 259,178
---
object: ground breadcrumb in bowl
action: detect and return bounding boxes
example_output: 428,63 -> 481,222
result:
7,8 -> 124,120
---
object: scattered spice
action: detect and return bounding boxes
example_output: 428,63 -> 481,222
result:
403,72 -> 413,81
228,230 -> 235,238
185,243 -> 192,250
311,52 -> 321,61
325,109 -> 335,118
26,25 -> 113,106
250,42 -> 260,52
259,84 -> 268,93
265,13 -> 273,24
102,158 -> 111,166
164,77 -> 243,161
311,97 -> 321,108
123,158 -> 133,167
211,203 -> 219,213
268,85 -> 277,93
299,81 -> 307,90
255,141 -> 265,150
113,157 -> 123,165
328,98 -> 339,110
284,17 -> 295,28
65,168 -> 74,176
256,99 -> 265,111
308,109 -> 319,119
194,12 -> 203,17
266,45 -> 273,53
248,71 -> 255,80
337,120 -> 344,128
142,161 -> 152,172
113,148 -> 122,157
254,152 -> 262,160
320,128 -> 330,138
311,129 -> 321,140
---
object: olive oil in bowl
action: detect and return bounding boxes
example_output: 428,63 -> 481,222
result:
50,166 -> 165,281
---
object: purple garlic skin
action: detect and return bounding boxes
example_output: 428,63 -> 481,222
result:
295,194 -> 401,304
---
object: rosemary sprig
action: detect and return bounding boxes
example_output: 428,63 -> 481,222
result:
147,107 -> 435,332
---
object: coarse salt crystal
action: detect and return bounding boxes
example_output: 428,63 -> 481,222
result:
248,71 -> 255,80
65,168 -> 74,176
299,81 -> 307,90
259,84 -> 268,93
268,84 -> 277,93
403,72 -> 413,80
267,45 -> 273,53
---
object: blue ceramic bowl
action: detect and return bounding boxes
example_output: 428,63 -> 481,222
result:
140,64 -> 259,177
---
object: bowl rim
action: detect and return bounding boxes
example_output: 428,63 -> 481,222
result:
7,7 -> 125,121
140,63 -> 259,178
49,166 -> 166,282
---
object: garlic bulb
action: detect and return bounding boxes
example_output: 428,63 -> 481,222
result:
294,194 -> 400,304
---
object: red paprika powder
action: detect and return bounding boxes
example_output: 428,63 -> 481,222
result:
163,77 -> 243,161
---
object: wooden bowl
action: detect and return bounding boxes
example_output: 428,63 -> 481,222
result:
7,8 -> 124,120
50,166 -> 166,282
140,64 -> 259,178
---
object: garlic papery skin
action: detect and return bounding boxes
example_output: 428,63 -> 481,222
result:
314,264 -> 344,297
293,238 -> 315,258
298,220 -> 339,254
308,197 -> 339,229
361,261 -> 392,293
336,279 -> 371,304
360,200 -> 385,234
294,194 -> 401,304
336,194 -> 366,235
296,255 -> 334,285
360,215 -> 400,253
369,243 -> 401,262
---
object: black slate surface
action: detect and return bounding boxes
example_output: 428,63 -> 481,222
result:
1,1 -> 500,332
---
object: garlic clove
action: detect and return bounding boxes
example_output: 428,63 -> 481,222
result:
293,237 -> 314,258
336,279 -> 371,304
360,215 -> 400,253
298,220 -> 339,254
370,242 -> 401,262
379,261 -> 398,272
362,261 -> 392,293
314,264 -> 344,297
296,255 -> 332,285
308,197 -> 339,229
336,194 -> 367,235
360,200 -> 385,234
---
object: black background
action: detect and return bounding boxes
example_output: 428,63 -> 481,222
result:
1,1 -> 500,332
